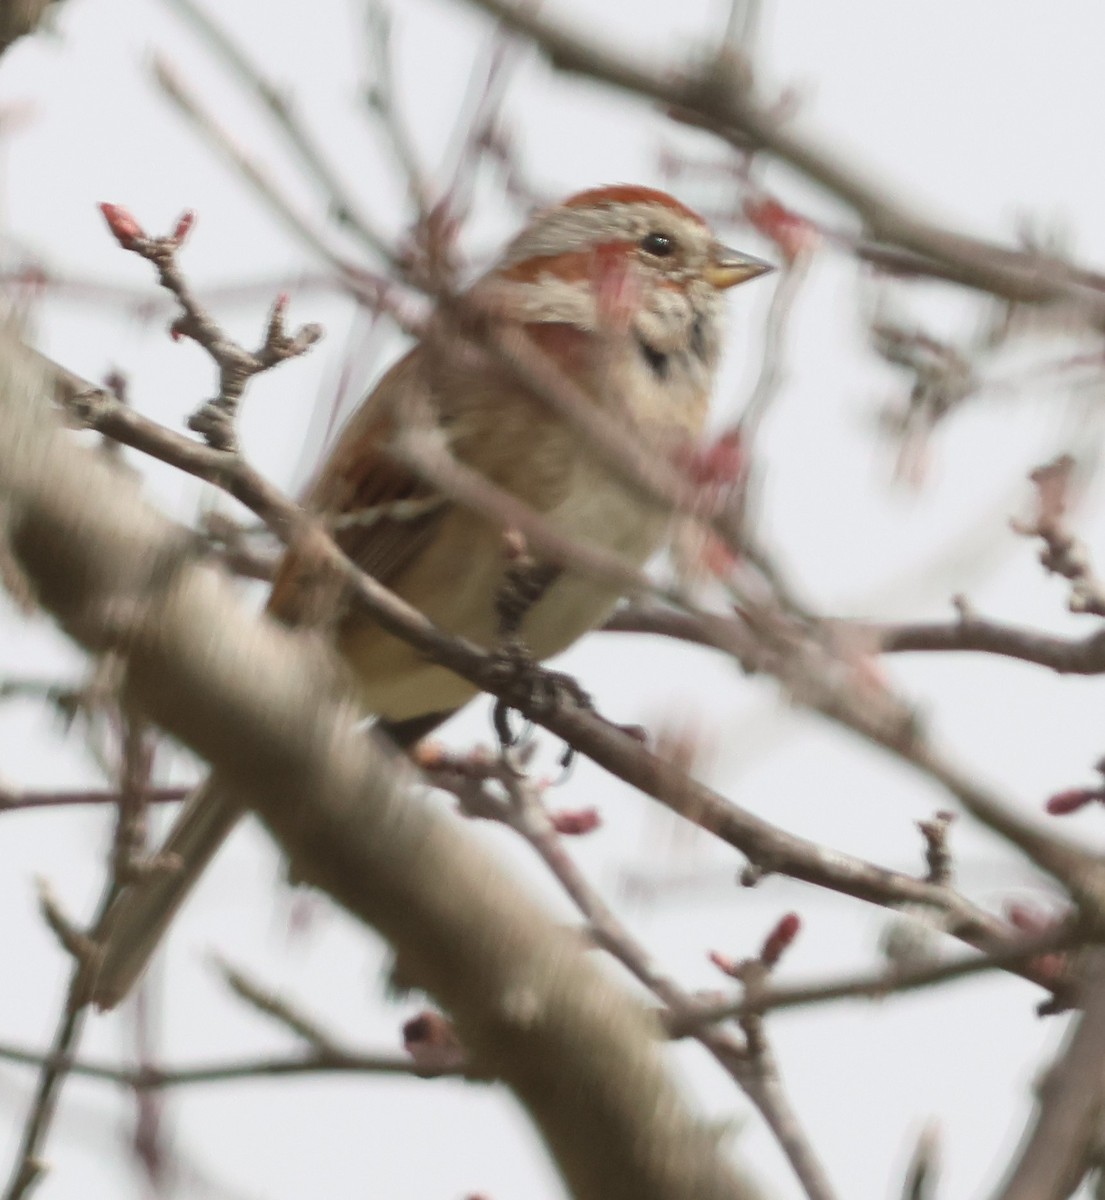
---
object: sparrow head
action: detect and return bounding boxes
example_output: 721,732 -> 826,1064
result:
485,184 -> 773,377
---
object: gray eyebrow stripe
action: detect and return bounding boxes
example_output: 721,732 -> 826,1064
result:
502,203 -> 708,267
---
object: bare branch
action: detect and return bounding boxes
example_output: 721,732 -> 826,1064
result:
437,752 -> 835,1200
38,346 -> 1079,991
0,1040 -> 467,1087
98,205 -> 323,450
214,958 -> 346,1058
0,786 -> 187,813
160,0 -> 395,260
673,926 -> 1084,1034
0,328 -> 757,1200
459,0 -> 1105,313
876,615 -> 1105,675
994,952 -> 1105,1200
151,57 -> 403,313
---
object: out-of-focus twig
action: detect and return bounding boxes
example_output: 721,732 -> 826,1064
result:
160,0 -> 395,261
1012,455 -> 1105,617
0,0 -> 60,58
876,613 -> 1105,674
671,924 -> 1083,1034
0,785 -> 188,812
900,1125 -> 940,1200
0,1040 -> 465,1086
434,750 -> 837,1200
214,958 -> 345,1058
362,3 -> 432,222
460,0 -> 1105,315
98,203 -> 323,452
994,952 -> 1105,1200
35,346 -> 1088,988
1,325 -> 761,1200
151,57 -> 406,317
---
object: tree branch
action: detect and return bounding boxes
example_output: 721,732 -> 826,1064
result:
459,0 -> 1105,314
993,951 -> 1105,1200
0,329 -> 756,1200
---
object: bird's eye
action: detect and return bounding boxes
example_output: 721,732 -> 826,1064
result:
640,232 -> 676,257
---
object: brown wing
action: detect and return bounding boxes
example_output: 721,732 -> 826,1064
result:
267,348 -> 448,624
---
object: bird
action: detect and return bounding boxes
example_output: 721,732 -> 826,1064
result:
91,184 -> 773,1008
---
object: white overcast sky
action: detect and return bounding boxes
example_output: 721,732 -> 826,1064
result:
3,3 -> 1105,1199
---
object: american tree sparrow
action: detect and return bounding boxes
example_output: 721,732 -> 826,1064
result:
93,185 -> 772,1007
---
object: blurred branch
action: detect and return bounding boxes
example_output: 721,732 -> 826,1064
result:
6,867 -> 127,1196
900,1125 -> 940,1200
1013,455 -> 1105,617
34,344 -> 1082,991
151,57 -> 403,314
159,0 -> 395,260
436,750 -> 836,1200
0,329 -> 757,1200
672,925 -> 1084,1034
214,958 -> 345,1057
994,952 -> 1105,1200
362,2 -> 432,220
461,0 -> 1105,314
0,786 -> 187,812
0,1040 -> 467,1086
877,615 -> 1105,674
0,0 -> 61,59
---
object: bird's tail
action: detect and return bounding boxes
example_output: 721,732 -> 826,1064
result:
92,780 -> 242,1010
90,709 -> 456,1010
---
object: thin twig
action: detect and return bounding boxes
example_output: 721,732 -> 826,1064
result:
993,951 -> 1105,1200
151,56 -> 403,315
437,753 -> 838,1200
5,866 -> 126,1200
362,3 -> 432,222
160,0 -> 395,261
0,786 -> 188,812
98,204 -> 323,451
671,926 -> 1084,1035
459,0 -> 1105,314
214,958 -> 345,1057
37,349 -> 1076,987
0,1041 -> 467,1086
876,615 -> 1105,675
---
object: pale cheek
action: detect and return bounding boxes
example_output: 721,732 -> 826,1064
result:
633,288 -> 694,352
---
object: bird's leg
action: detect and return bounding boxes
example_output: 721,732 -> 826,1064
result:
487,557 -> 591,747
493,556 -> 560,642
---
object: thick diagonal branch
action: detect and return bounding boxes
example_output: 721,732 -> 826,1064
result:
0,331 -> 755,1200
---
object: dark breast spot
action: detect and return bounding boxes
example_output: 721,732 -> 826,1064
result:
689,316 -> 707,362
637,336 -> 669,379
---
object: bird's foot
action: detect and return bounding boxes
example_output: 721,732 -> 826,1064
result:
485,637 -> 592,748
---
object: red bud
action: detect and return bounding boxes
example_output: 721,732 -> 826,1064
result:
402,1010 -> 462,1069
760,912 -> 801,967
1005,902 -> 1054,934
1046,788 -> 1099,815
549,807 -> 601,836
172,209 -> 196,244
708,950 -> 740,977
685,429 -> 745,488
743,197 -> 818,264
99,203 -> 145,250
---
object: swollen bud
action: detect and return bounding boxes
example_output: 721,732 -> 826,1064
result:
99,203 -> 145,251
172,209 -> 196,245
